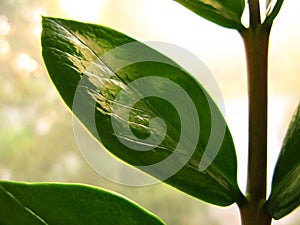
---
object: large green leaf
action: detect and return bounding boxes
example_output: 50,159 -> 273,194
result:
0,181 -> 165,225
266,103 -> 300,219
41,17 -> 243,206
173,0 -> 245,29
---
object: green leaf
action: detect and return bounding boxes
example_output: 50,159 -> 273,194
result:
0,181 -> 166,225
264,0 -> 284,25
41,17 -> 243,206
173,0 -> 245,29
266,103 -> 300,219
266,0 -> 273,12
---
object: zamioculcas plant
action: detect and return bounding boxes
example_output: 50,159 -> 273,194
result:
0,0 -> 299,224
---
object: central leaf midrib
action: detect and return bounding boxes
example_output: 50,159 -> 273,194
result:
0,184 -> 49,225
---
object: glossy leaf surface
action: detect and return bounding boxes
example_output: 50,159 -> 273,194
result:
174,0 -> 245,29
41,17 -> 243,206
267,103 -> 300,219
0,181 -> 165,225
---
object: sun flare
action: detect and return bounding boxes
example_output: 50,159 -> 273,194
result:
60,0 -> 106,22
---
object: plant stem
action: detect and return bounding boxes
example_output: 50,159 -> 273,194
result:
239,24 -> 271,225
238,1 -> 272,224
248,0 -> 261,27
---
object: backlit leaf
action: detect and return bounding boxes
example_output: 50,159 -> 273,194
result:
41,17 -> 243,206
174,0 -> 245,29
266,103 -> 300,219
0,181 -> 166,225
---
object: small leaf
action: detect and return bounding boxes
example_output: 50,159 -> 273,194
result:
0,181 -> 166,225
41,17 -> 243,206
174,0 -> 245,29
266,0 -> 273,13
266,103 -> 300,219
264,0 -> 284,25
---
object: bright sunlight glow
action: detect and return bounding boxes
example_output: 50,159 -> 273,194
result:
60,0 -> 106,22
